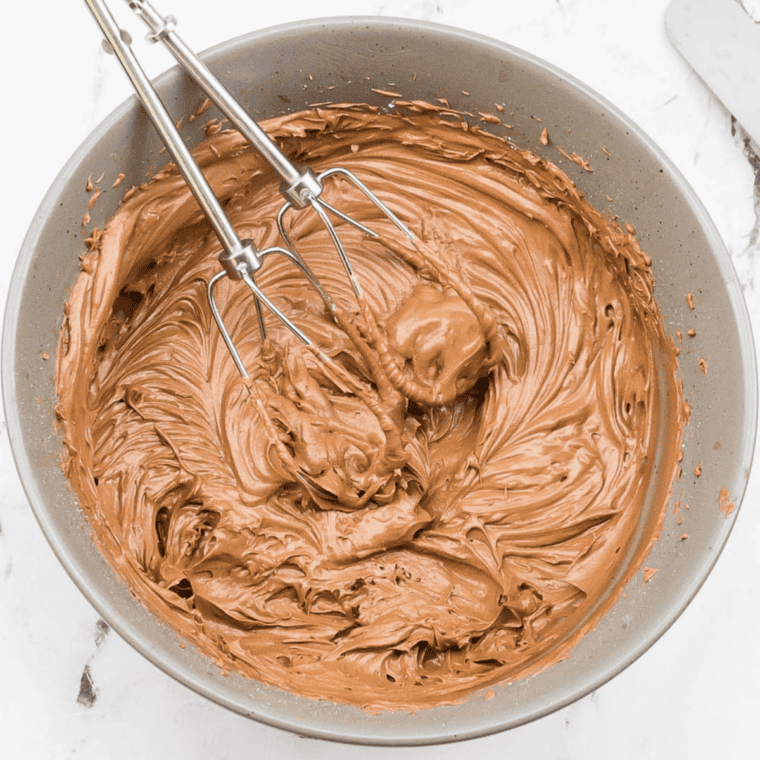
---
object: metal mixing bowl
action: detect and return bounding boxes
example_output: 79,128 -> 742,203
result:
3,17 -> 756,745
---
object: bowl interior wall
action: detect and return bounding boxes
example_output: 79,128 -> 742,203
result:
3,17 -> 756,745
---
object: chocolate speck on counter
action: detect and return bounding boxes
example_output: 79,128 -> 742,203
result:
95,618 -> 110,646
76,665 -> 97,708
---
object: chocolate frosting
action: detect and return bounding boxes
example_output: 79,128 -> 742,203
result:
56,105 -> 685,711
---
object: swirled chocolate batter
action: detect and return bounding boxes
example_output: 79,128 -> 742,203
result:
56,104 -> 685,711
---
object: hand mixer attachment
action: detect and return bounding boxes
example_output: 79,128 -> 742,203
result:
83,0 -> 414,378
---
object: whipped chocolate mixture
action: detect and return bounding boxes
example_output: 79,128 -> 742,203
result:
56,104 -> 685,711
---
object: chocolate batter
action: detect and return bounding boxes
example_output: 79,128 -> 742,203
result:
56,104 -> 685,711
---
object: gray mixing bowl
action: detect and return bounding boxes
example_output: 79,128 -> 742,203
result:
3,17 -> 757,745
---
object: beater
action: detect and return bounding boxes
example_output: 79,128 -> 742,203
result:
83,0 -> 414,378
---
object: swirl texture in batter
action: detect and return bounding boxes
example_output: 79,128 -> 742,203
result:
56,105 -> 685,711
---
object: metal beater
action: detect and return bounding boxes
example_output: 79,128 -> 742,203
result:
83,0 -> 414,378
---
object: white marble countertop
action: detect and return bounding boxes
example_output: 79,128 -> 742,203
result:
1,0 -> 758,757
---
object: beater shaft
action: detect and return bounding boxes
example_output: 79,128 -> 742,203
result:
84,0 -> 414,380
125,0 -> 322,209
125,0 -> 415,297
84,0 -> 338,376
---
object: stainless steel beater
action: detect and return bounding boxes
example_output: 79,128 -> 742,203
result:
83,0 -> 414,377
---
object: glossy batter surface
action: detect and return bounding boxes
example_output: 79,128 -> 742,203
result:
56,106 -> 684,711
